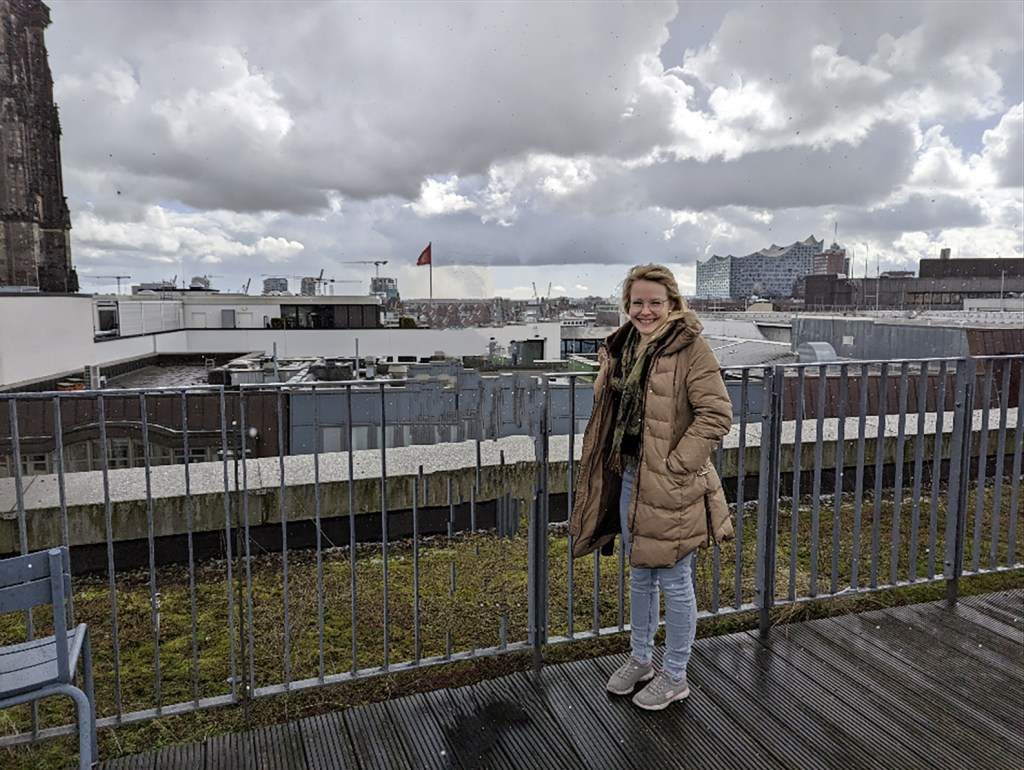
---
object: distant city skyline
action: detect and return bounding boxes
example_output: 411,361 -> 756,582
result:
38,0 -> 1024,300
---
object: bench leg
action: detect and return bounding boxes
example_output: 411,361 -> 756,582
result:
82,633 -> 98,765
67,685 -> 96,769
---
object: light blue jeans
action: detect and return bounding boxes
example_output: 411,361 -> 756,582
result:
619,466 -> 697,681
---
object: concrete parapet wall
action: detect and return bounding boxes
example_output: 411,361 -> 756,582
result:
0,410 -> 1017,555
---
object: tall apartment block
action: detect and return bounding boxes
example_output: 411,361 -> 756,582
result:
0,0 -> 76,292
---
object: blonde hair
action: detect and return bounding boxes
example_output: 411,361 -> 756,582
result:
620,263 -> 688,314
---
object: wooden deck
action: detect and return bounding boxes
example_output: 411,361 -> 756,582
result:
97,590 -> 1024,770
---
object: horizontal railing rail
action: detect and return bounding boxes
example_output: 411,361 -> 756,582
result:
0,355 -> 1020,751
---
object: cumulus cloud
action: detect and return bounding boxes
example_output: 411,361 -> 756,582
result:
982,103 -> 1024,188
41,0 -> 1024,298
256,236 -> 305,263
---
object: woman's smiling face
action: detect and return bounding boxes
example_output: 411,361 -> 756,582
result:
628,278 -> 674,336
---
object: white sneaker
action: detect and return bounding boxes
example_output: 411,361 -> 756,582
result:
631,670 -> 690,710
606,657 -> 654,695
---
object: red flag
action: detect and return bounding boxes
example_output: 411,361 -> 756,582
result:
416,242 -> 432,266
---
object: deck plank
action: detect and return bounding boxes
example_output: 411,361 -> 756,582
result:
784,621 -> 1021,769
381,690 -> 459,769
828,610 -> 1021,725
91,590 -> 1024,770
344,699 -> 413,770
298,711 -> 359,770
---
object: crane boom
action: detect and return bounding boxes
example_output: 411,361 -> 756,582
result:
95,275 -> 132,294
340,260 -> 389,277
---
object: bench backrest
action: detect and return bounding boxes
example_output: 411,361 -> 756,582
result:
0,547 -> 73,681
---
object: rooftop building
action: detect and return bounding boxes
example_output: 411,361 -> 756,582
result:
0,0 -> 77,293
696,236 -> 825,300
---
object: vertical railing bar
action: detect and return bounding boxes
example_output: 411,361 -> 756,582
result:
988,359 -> 1011,569
8,399 -> 27,556
446,477 -> 454,660
528,376 -> 551,673
710,540 -> 721,614
379,382 -> 391,671
788,367 -> 805,602
617,528 -> 625,631
413,465 -> 423,663
239,395 -> 256,699
870,362 -> 889,589
180,393 -> 200,705
138,393 -> 163,712
1005,361 -> 1023,566
713,434 -> 724,613
927,361 -> 949,578
473,437 -> 481,532
909,360 -> 930,582
809,365 -> 826,597
499,454 -> 509,651
945,360 -> 973,603
52,397 -> 70,555
347,385 -> 358,675
733,368 -> 750,608
51,393 -> 74,737
850,363 -> 869,589
830,364 -> 848,594
592,551 -> 601,635
98,395 -> 123,719
972,361 -> 994,571
542,377 -> 551,652
217,389 -> 238,703
8,398 -> 38,738
50,392 -> 73,734
275,388 -> 292,687
313,386 -> 326,683
567,377 -> 577,639
757,366 -> 783,636
890,362 -> 910,586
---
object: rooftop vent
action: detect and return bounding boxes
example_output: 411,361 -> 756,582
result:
797,341 -> 838,363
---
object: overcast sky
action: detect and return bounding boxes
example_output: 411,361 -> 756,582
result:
45,0 -> 1023,300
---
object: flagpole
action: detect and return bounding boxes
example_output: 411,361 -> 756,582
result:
429,252 -> 433,304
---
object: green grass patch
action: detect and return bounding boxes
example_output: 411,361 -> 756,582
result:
2,480 -> 1022,769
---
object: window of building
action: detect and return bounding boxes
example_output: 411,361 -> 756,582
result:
107,438 -> 133,468
20,453 -> 50,475
173,446 -> 212,464
149,444 -> 175,466
62,443 -> 92,473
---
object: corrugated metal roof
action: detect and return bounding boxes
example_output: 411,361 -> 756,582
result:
706,336 -> 796,366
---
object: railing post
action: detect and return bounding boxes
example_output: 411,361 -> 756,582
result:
945,358 -> 974,606
757,366 -> 784,637
528,377 -> 550,675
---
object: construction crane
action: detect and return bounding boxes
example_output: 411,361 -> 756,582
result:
341,260 -> 388,277
312,269 -> 360,295
95,275 -> 131,294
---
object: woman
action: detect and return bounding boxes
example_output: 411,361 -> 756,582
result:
569,263 -> 733,710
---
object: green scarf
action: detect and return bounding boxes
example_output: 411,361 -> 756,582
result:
607,313 -> 688,473
608,327 -> 656,473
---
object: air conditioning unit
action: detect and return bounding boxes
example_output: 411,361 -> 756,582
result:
84,365 -> 103,389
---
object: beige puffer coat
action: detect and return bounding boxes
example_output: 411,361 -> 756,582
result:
569,311 -> 734,568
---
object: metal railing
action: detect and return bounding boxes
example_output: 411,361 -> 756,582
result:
0,355 -> 1020,749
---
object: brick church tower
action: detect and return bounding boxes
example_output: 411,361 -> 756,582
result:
0,0 -> 77,293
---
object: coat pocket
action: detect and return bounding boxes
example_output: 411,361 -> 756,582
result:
702,463 -> 734,543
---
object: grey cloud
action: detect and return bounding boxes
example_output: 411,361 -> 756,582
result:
586,121 -> 916,212
50,0 -> 680,212
845,194 -> 986,235
43,0 -> 1023,297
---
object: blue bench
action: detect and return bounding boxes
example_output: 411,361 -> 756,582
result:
0,547 -> 97,769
